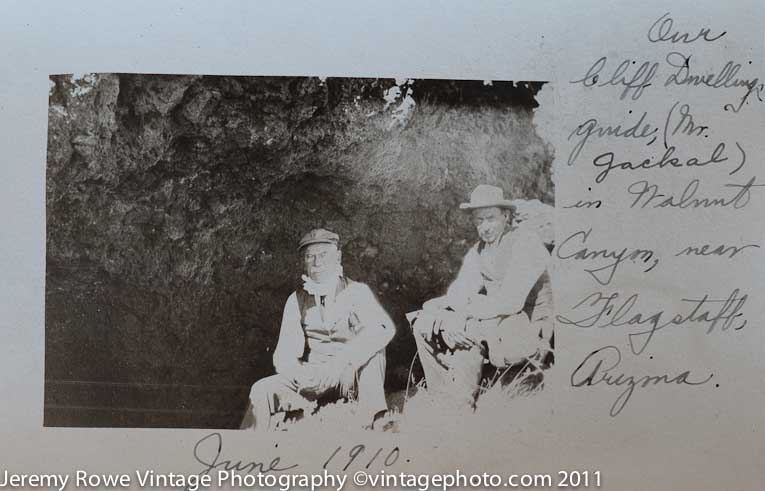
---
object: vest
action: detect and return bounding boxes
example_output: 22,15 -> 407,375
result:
294,276 -> 363,364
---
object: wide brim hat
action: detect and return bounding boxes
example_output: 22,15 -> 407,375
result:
459,184 -> 515,210
298,228 -> 340,250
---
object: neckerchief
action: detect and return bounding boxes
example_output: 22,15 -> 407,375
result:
301,270 -> 342,329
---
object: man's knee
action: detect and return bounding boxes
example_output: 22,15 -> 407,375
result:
412,317 -> 436,340
249,376 -> 281,406
357,350 -> 386,382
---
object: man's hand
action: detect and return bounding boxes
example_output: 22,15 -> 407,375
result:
439,318 -> 474,350
281,363 -> 313,387
304,357 -> 355,393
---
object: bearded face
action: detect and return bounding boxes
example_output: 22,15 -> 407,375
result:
302,242 -> 342,283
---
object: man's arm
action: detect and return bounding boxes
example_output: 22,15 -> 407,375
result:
469,228 -> 550,320
271,293 -> 305,375
341,283 -> 396,370
442,245 -> 482,311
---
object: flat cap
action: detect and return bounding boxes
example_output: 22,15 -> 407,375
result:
298,228 -> 340,250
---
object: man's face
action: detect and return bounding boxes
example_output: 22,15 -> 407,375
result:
302,242 -> 341,282
472,207 -> 508,244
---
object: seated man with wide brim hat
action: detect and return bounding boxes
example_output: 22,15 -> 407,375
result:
409,184 -> 553,407
243,228 -> 396,431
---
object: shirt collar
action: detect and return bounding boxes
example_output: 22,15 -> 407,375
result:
301,272 -> 341,297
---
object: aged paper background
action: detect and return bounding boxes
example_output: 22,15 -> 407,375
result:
1,1 -> 763,490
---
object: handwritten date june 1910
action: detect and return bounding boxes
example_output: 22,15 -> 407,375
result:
191,432 -> 400,485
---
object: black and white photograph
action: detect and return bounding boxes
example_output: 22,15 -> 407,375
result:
45,74 -> 555,431
3,2 -> 764,489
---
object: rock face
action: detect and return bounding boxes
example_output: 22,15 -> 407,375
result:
45,75 -> 553,428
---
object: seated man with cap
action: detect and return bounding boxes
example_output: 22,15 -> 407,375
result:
409,184 -> 553,407
246,228 -> 396,431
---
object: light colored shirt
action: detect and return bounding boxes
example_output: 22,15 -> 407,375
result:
272,278 -> 395,374
444,226 -> 550,319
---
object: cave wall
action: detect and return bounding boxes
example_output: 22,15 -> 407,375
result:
45,74 -> 553,428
